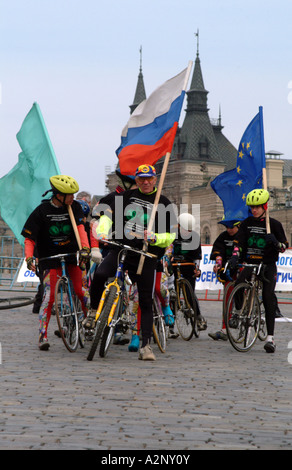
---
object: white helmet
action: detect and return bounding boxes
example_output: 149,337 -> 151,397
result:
178,213 -> 196,231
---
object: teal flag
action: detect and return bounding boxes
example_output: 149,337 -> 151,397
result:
0,102 -> 61,246
211,107 -> 265,225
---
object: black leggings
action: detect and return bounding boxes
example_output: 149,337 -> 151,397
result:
90,250 -> 156,347
235,264 -> 277,336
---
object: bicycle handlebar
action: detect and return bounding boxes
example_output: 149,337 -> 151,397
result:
38,253 -> 77,262
103,238 -> 157,259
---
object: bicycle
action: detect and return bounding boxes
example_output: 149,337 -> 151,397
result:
38,253 -> 85,352
169,258 -> 199,341
224,262 -> 267,352
87,240 -> 156,361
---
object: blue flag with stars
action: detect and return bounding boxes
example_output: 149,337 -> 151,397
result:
211,107 -> 265,225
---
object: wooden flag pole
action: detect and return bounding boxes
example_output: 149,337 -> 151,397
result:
262,167 -> 271,234
67,204 -> 82,250
136,152 -> 171,274
259,107 -> 270,234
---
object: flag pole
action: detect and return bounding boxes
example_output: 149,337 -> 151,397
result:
67,205 -> 82,250
136,152 -> 171,275
259,106 -> 270,234
136,60 -> 193,274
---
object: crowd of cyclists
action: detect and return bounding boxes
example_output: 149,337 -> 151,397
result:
22,164 -> 288,358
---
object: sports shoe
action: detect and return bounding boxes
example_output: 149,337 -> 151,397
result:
39,338 -> 50,351
128,334 -> 140,352
197,315 -> 207,331
168,329 -> 179,339
264,339 -> 276,353
208,330 -> 227,341
162,305 -> 175,326
82,310 -> 96,329
138,344 -> 156,361
113,332 -> 129,345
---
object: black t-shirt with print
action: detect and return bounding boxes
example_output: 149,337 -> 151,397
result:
105,187 -> 177,262
21,199 -> 84,269
234,216 -> 288,264
210,231 -> 237,264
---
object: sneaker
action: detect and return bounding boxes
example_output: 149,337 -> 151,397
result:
168,329 -> 179,339
197,315 -> 207,331
128,334 -> 140,352
54,330 -> 62,338
113,333 -> 130,345
39,338 -> 50,351
162,305 -> 175,326
264,339 -> 276,353
82,310 -> 96,330
208,330 -> 227,341
138,344 -> 156,361
229,313 -> 239,329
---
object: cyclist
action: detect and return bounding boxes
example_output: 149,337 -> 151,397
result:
228,189 -> 288,353
208,219 -> 240,341
86,164 -> 177,361
88,169 -> 137,345
22,175 -> 91,351
171,212 -> 207,331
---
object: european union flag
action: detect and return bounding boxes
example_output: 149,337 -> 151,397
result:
211,107 -> 265,225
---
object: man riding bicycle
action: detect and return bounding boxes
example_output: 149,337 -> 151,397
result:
228,189 -> 288,353
86,164 -> 177,361
22,175 -> 91,351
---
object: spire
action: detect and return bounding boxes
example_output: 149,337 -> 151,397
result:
189,30 -> 208,99
129,46 -> 146,115
195,29 -> 199,58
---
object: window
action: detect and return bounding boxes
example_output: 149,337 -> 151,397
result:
198,136 -> 209,158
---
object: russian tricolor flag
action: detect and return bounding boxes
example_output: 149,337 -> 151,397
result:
116,64 -> 192,175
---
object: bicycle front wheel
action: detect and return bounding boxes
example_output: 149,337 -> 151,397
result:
99,296 -> 121,358
55,278 -> 79,352
152,295 -> 167,353
225,282 -> 261,352
87,285 -> 118,361
175,279 -> 196,341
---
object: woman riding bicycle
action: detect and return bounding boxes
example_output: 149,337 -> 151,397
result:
22,175 -> 91,351
228,189 -> 288,353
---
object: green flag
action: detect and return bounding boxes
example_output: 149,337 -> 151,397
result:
0,102 -> 61,246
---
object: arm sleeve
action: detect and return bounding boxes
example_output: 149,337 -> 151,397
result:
77,224 -> 90,248
150,232 -> 176,249
24,238 -> 35,259
96,215 -> 113,237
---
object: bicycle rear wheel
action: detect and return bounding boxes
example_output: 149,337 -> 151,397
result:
55,278 -> 79,352
175,279 -> 196,341
87,285 -> 118,361
152,295 -> 167,353
225,282 -> 261,352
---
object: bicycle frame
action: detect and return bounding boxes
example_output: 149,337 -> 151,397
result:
94,240 -> 157,326
171,260 -> 197,308
94,250 -> 126,326
38,253 -> 76,309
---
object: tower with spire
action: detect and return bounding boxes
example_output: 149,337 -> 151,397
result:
129,46 -> 147,115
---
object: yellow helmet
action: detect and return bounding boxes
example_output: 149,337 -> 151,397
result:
50,175 -> 79,194
246,189 -> 269,206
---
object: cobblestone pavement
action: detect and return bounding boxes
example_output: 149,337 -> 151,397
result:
0,291 -> 292,450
